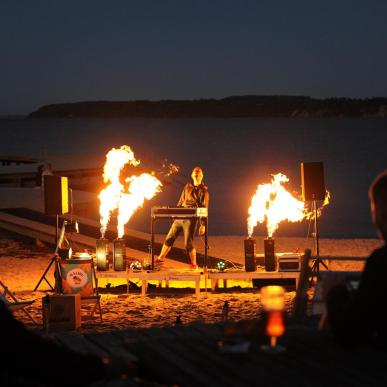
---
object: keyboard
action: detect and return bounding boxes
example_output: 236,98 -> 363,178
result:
151,207 -> 208,218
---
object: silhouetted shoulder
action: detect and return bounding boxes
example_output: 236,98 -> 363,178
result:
366,245 -> 387,267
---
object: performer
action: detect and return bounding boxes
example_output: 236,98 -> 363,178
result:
156,166 -> 209,269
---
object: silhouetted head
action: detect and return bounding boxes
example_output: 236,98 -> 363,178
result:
369,170 -> 387,241
191,166 -> 203,186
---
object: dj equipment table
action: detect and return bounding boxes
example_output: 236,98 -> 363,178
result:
150,207 -> 208,270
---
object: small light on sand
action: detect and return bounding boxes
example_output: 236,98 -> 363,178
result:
130,260 -> 142,272
216,261 -> 226,272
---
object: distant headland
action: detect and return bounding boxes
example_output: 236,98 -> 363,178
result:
29,95 -> 387,118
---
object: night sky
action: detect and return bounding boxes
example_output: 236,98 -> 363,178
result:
1,0 -> 386,115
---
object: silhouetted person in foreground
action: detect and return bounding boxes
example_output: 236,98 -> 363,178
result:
0,301 -> 131,385
324,170 -> 387,348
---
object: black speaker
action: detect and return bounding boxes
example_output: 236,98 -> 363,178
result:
264,238 -> 277,272
44,175 -> 69,215
244,238 -> 256,272
301,162 -> 325,201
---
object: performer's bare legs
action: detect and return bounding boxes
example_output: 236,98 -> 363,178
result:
189,248 -> 197,267
158,244 -> 171,261
158,245 -> 197,267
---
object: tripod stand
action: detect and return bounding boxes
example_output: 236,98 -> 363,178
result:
33,253 -> 60,291
34,214 -> 60,291
34,216 -> 77,291
310,199 -> 328,280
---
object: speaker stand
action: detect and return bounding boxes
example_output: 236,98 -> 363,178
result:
34,214 -> 61,291
310,200 -> 328,283
34,254 -> 60,291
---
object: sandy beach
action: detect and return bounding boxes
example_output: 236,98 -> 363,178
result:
0,230 -> 381,333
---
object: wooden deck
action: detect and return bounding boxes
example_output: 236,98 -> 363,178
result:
48,320 -> 387,386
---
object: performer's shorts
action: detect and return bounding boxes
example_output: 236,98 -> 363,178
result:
164,218 -> 198,252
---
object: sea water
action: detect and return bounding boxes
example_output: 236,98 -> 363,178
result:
1,116 -> 386,238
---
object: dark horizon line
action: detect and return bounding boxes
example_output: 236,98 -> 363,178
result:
36,93 -> 387,106
28,94 -> 387,119
3,93 -> 387,117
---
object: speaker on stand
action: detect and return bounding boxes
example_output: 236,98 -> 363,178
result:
34,175 -> 70,291
300,162 -> 328,279
44,175 -> 69,244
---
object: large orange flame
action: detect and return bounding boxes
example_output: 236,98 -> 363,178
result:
117,173 -> 162,238
247,173 -> 330,237
99,145 -> 161,238
99,146 -> 139,237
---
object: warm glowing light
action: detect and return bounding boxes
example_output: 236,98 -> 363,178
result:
247,173 -> 330,237
247,173 -> 305,237
260,285 -> 286,352
103,145 -> 140,183
96,238 -> 109,271
260,285 -> 285,311
305,190 -> 331,220
99,145 -> 162,239
216,261 -> 226,272
130,260 -> 143,272
161,159 -> 180,176
99,146 -> 140,238
77,252 -> 91,258
266,311 -> 285,337
117,173 -> 162,238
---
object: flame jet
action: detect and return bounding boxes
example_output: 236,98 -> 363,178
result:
305,191 -> 331,220
117,173 -> 162,238
247,173 -> 305,237
99,145 -> 162,239
247,173 -> 330,237
99,145 -> 140,238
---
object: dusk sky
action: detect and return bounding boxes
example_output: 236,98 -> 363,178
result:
1,0 -> 386,115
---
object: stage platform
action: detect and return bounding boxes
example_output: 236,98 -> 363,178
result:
96,268 -> 300,297
96,269 -> 202,297
208,269 -> 300,290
